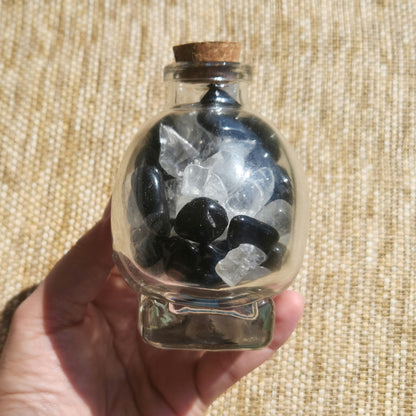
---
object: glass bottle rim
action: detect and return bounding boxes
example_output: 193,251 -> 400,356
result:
164,61 -> 253,83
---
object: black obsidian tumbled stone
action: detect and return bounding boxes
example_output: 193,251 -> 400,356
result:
174,197 -> 228,244
209,239 -> 231,253
193,243 -> 228,286
246,142 -> 277,171
227,215 -> 279,254
133,114 -> 176,168
238,116 -> 281,161
261,243 -> 287,271
197,111 -> 253,142
133,164 -> 171,236
200,85 -> 241,107
131,226 -> 164,268
134,141 -> 159,170
270,165 -> 293,205
133,114 -> 179,180
200,243 -> 228,265
163,237 -> 200,281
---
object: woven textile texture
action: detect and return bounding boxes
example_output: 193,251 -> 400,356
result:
1,1 -> 415,415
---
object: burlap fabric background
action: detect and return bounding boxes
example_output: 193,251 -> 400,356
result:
1,1 -> 415,415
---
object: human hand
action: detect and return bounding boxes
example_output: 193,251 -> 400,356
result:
0,206 -> 303,416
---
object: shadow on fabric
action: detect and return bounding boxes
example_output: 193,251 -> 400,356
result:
0,285 -> 38,354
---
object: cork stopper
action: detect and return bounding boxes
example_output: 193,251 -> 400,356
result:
173,42 -> 241,63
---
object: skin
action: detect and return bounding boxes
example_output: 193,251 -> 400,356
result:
0,206 -> 303,416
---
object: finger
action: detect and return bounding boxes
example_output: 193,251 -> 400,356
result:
196,290 -> 304,406
41,202 -> 114,325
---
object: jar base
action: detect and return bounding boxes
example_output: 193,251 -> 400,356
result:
139,293 -> 275,351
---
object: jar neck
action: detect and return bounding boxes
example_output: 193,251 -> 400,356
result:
163,62 -> 252,107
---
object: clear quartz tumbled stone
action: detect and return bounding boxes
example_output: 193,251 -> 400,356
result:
202,150 -> 246,191
182,164 -> 210,196
255,199 -> 292,236
225,167 -> 275,218
215,243 -> 268,286
159,124 -> 199,177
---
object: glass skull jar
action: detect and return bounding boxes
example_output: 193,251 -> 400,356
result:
111,43 -> 308,350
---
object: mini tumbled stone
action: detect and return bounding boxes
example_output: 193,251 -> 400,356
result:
197,111 -> 253,141
163,237 -> 200,281
261,243 -> 287,271
174,197 -> 228,244
225,167 -> 275,218
227,215 -> 279,254
215,243 -> 267,286
209,239 -> 231,253
182,164 -> 210,196
192,243 -> 228,287
200,85 -> 240,107
134,144 -> 160,170
133,114 -> 178,172
170,113 -> 221,161
164,178 -> 182,218
131,226 -> 165,268
133,164 -> 171,237
255,199 -> 292,236
245,143 -> 277,170
159,123 -> 199,177
238,115 -> 281,161
201,149 -> 246,192
180,164 -> 228,204
270,165 -> 293,205
199,243 -> 228,269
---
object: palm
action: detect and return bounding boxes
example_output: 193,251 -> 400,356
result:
84,269 -> 209,416
0,214 -> 303,416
